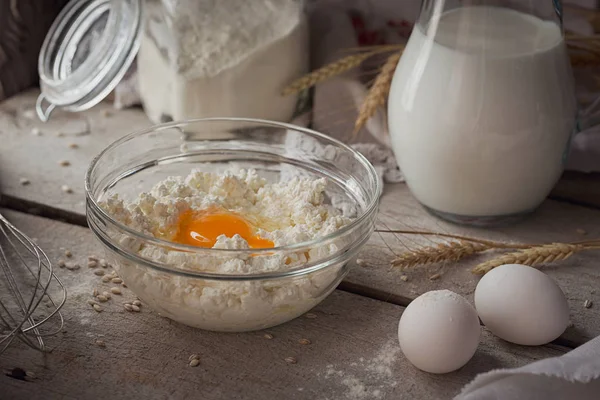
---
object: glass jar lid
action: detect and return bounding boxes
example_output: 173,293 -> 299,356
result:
37,0 -> 142,122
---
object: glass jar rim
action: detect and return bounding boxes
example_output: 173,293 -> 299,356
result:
37,0 -> 142,121
85,118 -> 382,279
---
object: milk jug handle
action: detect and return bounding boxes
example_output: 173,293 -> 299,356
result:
578,95 -> 600,131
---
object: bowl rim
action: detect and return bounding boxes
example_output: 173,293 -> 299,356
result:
85,117 -> 381,271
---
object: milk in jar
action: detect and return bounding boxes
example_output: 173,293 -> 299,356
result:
388,6 -> 577,222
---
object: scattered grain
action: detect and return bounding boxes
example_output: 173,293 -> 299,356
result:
25,371 -> 36,379
95,340 -> 106,348
112,278 -> 123,284
59,160 -> 71,167
88,260 -> 97,268
68,143 -> 79,149
88,255 -> 98,262
284,357 -> 297,364
64,250 -> 72,258
31,127 -> 41,136
56,132 -> 65,137
94,270 -> 105,276
263,333 -> 274,340
131,305 -> 141,312
92,288 -> 98,297
188,354 -> 200,361
400,275 -> 409,282
584,300 -> 594,309
110,287 -> 122,295
87,300 -> 98,306
102,291 -> 112,299
305,313 -> 317,319
102,275 -> 111,282
189,359 -> 200,367
66,263 -> 80,271
122,283 -> 127,288
132,300 -> 141,307
19,177 -> 31,186
298,339 -> 311,345
57,259 -> 66,268
96,295 -> 108,303
22,109 -> 35,119
93,304 -> 103,312
356,259 -> 367,266
99,259 -> 108,268
429,273 -> 441,281
124,304 -> 133,312
61,185 -> 73,194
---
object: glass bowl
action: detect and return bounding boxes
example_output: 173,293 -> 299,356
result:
85,118 -> 381,332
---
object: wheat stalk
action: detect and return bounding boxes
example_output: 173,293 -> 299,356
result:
281,46 -> 400,96
472,243 -> 600,275
376,228 -> 533,248
353,51 -> 402,136
392,240 -> 492,269
380,228 -> 600,272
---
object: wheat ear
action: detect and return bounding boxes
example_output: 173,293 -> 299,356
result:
392,241 -> 491,269
282,47 -> 399,96
472,243 -> 592,275
354,51 -> 402,136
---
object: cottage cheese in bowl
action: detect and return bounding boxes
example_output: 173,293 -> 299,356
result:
99,169 -> 357,331
86,118 -> 380,332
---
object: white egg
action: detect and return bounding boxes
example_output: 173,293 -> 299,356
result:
474,264 -> 570,346
398,290 -> 480,374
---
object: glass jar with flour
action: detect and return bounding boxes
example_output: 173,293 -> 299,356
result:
36,0 -> 308,126
138,0 -> 309,124
388,0 -> 579,225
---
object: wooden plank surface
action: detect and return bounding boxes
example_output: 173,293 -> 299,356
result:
1,89 -> 599,217
0,210 -> 567,400
1,89 -> 600,347
347,184 -> 600,346
0,89 -> 151,217
552,171 -> 600,209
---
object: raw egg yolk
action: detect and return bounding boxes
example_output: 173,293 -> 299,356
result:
172,209 -> 274,249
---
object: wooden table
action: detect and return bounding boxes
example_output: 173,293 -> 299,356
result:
1,90 -> 599,399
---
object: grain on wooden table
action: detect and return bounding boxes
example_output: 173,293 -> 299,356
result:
0,89 -> 151,215
0,209 -> 568,400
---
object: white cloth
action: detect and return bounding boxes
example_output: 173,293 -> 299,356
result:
456,335 -> 600,400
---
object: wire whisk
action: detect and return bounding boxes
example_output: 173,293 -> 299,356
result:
0,212 -> 67,355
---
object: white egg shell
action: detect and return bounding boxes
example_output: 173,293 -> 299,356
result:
474,264 -> 570,346
398,290 -> 480,374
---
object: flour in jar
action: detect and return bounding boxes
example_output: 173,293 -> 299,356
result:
138,0 -> 308,124
100,169 -> 353,331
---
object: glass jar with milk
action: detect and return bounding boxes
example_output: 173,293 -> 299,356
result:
388,0 -> 578,225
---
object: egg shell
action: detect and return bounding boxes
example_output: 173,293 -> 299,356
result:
398,290 -> 481,374
474,264 -> 570,346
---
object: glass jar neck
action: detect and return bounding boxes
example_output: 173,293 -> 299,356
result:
416,0 -> 563,29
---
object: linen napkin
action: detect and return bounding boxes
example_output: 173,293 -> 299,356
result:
456,335 -> 600,400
